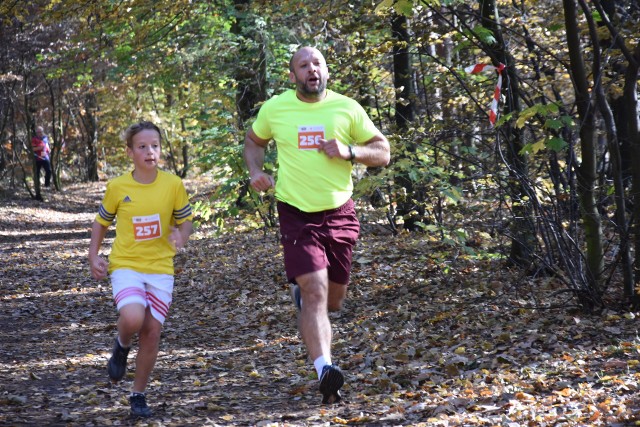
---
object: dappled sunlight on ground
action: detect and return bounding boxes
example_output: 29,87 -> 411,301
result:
1,182 -> 640,425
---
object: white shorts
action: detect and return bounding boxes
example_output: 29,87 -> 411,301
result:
111,269 -> 174,324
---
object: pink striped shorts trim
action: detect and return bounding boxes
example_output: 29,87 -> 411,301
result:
111,269 -> 174,324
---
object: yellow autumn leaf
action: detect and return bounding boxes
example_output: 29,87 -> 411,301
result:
531,138 -> 546,154
515,391 -> 535,401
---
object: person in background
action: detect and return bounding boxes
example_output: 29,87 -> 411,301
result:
244,46 -> 390,404
31,126 -> 52,187
88,121 -> 193,418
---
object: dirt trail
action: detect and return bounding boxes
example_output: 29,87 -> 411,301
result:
1,181 -> 420,426
2,182 -> 640,426
0,183 -> 370,426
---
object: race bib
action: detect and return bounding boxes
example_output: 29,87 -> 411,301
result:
133,214 -> 162,241
298,125 -> 325,150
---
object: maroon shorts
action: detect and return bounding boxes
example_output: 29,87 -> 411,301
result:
277,199 -> 360,285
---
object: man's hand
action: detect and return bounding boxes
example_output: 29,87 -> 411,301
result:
318,138 -> 350,160
249,171 -> 275,192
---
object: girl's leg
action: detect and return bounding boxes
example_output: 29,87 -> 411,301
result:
117,304 -> 146,347
132,307 -> 163,393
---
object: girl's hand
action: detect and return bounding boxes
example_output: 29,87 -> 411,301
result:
90,256 -> 109,280
169,226 -> 185,251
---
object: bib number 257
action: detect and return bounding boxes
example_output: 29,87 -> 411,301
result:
133,214 -> 162,241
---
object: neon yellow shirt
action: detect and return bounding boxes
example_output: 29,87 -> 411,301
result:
95,170 -> 193,275
252,89 -> 381,212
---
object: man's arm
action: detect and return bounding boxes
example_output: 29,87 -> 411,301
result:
244,128 -> 275,192
318,133 -> 391,167
352,133 -> 391,167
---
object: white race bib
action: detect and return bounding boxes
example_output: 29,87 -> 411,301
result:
132,214 -> 162,241
298,125 -> 325,150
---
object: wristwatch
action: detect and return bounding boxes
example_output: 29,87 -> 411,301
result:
348,145 -> 356,162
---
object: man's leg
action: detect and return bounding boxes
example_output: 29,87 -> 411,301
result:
296,269 -> 345,404
108,303 -> 145,382
296,269 -> 331,362
35,161 -> 42,186
327,281 -> 347,312
43,160 -> 52,187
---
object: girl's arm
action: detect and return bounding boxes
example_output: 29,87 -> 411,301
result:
169,220 -> 193,251
89,221 -> 109,280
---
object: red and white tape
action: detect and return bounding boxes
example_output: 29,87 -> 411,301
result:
465,63 -> 506,126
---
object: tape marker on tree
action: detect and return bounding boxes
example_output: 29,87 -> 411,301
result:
465,63 -> 506,127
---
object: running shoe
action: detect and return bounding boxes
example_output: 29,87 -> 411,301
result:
107,338 -> 130,382
129,392 -> 152,418
319,364 -> 344,404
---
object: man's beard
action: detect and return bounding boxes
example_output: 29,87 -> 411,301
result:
298,78 -> 326,98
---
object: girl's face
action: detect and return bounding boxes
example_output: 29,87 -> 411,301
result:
127,129 -> 161,172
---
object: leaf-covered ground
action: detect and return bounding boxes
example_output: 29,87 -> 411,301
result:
1,181 -> 640,426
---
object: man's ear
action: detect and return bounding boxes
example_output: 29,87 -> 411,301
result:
289,71 -> 295,83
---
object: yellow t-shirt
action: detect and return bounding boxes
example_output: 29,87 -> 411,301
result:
95,170 -> 193,275
251,89 -> 381,212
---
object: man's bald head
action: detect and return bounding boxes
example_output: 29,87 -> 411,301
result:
289,46 -> 325,72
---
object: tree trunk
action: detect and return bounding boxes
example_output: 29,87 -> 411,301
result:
46,78 -> 62,190
578,0 -> 633,304
233,0 -> 266,125
391,12 -> 422,231
625,42 -> 640,307
563,0 -> 604,306
392,13 -> 414,128
83,92 -> 100,182
478,0 -> 536,268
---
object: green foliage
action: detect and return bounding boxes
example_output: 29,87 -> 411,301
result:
4,0 -> 639,310
378,129 -> 475,230
194,124 -> 279,232
514,103 -> 573,156
471,25 -> 497,45
515,103 -> 559,128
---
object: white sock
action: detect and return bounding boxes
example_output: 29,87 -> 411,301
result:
314,355 -> 331,379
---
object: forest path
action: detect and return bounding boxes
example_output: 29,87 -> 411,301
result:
1,181 -> 639,426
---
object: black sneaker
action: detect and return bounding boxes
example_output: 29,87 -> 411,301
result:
107,338 -> 130,382
290,283 -> 302,311
129,392 -> 153,418
319,364 -> 344,404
